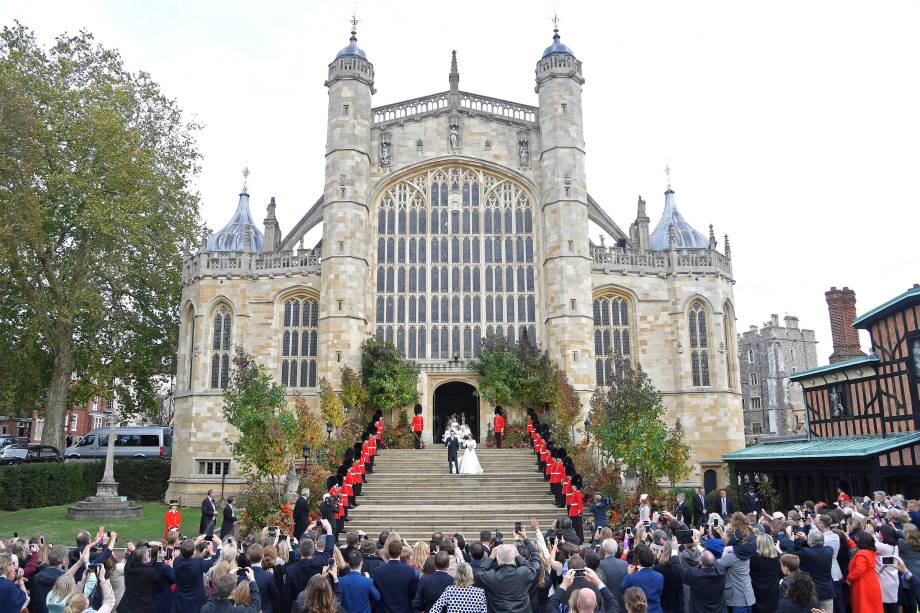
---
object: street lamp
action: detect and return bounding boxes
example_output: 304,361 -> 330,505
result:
343,404 -> 350,416
326,421 -> 333,441
449,353 -> 461,367
301,444 -> 311,476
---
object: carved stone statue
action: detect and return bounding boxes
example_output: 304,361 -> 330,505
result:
379,141 -> 391,167
449,123 -> 459,149
518,132 -> 530,166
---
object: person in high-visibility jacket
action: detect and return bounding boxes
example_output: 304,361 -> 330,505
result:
411,404 -> 424,449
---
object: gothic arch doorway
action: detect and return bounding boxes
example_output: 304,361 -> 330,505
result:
433,381 -> 479,442
703,469 -> 718,495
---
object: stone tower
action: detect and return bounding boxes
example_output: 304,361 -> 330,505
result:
825,286 -> 865,363
535,29 -> 595,400
318,26 -> 375,384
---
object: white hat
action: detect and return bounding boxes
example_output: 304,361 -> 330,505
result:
772,512 -> 786,520
639,494 -> 648,502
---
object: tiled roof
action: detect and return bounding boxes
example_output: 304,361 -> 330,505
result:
723,432 -> 920,461
789,355 -> 879,382
853,286 -> 920,328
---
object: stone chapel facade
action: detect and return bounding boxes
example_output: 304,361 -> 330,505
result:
165,27 -> 745,503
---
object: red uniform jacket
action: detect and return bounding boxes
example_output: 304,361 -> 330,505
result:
550,460 -> 563,483
568,490 -> 583,518
376,419 -> 384,437
368,437 -> 377,456
562,476 -> 573,501
526,419 -> 534,434
412,415 -> 424,433
493,415 -> 505,434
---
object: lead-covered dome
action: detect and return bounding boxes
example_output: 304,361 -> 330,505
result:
648,187 -> 708,250
542,29 -> 573,58
335,30 -> 367,59
205,187 -> 265,252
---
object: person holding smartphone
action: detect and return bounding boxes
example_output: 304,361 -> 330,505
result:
0,548 -> 29,612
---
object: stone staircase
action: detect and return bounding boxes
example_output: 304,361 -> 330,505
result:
345,447 -> 564,543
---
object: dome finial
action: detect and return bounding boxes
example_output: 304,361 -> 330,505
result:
552,12 -> 560,36
241,165 -> 250,194
350,11 -> 359,42
664,163 -> 672,190
334,11 -> 367,59
541,11 -> 573,57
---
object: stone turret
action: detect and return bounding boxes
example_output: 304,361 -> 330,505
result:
318,24 -> 375,384
263,197 -> 281,252
629,196 -> 650,252
534,27 -> 594,400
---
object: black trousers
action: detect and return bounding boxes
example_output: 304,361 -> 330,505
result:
414,431 -> 422,449
572,515 -> 584,542
495,433 -> 502,448
449,457 -> 459,474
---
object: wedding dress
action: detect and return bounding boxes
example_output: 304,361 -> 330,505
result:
458,439 -> 483,475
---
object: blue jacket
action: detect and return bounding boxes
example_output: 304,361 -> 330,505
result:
411,570 -> 453,612
372,560 -> 419,613
339,570 -> 381,613
591,500 -> 611,526
621,568 -> 664,613
170,555 -> 217,613
252,565 -> 279,613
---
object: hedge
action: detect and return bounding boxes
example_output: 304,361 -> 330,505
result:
0,459 -> 171,511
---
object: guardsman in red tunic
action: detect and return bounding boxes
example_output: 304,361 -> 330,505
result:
569,475 -> 585,542
411,404 -> 424,449
562,473 -> 573,511
375,412 -> 384,447
337,472 -> 350,523
550,454 -> 563,507
542,445 -> 553,481
493,406 -> 506,449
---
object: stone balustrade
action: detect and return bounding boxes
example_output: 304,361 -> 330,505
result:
182,248 -> 322,284
414,359 -> 474,373
372,91 -> 538,128
591,246 -> 732,277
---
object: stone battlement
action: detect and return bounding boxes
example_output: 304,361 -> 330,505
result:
591,246 -> 732,278
373,90 -> 538,129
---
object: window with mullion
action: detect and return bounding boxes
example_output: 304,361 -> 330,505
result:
279,297 -> 319,389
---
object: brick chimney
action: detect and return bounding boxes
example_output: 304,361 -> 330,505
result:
825,286 -> 865,363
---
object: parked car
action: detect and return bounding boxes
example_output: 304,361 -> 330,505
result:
63,425 -> 172,459
0,444 -> 63,465
0,436 -> 29,452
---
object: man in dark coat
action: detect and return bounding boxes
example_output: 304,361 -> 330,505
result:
117,546 -> 170,613
674,493 -> 690,525
293,488 -> 310,539
711,489 -> 734,518
248,543 -> 279,613
220,496 -> 238,539
412,551 -> 453,612
476,536 -> 540,613
445,430 -> 459,474
281,523 -> 335,613
360,539 -> 385,577
598,539 -> 628,613
28,545 -> 70,613
692,487 -> 708,528
200,489 -> 218,535
671,547 -> 727,613
742,485 -> 762,514
372,540 -> 419,613
170,536 -> 219,613
201,571 -> 261,613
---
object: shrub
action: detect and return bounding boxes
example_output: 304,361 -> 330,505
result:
0,459 -> 170,511
484,421 -> 530,449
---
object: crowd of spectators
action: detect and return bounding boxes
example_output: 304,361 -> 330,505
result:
4,488 -> 920,613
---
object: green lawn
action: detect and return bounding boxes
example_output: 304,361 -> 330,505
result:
0,503 -> 203,546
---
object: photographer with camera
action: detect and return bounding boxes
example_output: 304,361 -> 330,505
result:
171,534 -> 220,613
591,494 -> 612,530
201,566 -> 261,613
548,565 -> 616,613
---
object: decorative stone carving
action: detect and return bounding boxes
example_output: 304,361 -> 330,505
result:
518,131 -> 530,167
379,132 -> 392,168
448,120 -> 460,151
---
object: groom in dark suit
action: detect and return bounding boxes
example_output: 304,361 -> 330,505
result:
446,431 -> 460,474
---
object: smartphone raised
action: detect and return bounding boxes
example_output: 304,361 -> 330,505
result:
882,556 -> 895,565
514,522 -> 522,534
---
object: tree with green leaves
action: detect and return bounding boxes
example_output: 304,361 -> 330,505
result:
360,337 -> 419,412
221,348 -> 309,492
318,377 -> 346,430
0,24 -> 200,446
588,357 -> 691,493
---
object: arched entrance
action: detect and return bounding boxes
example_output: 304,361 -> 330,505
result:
433,382 -> 479,442
703,469 -> 718,495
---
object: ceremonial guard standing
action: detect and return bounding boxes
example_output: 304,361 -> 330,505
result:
412,404 -> 424,449
493,407 -> 506,449
550,453 -> 564,507
569,476 -> 585,542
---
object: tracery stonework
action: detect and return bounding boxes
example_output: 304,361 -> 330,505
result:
165,27 -> 745,505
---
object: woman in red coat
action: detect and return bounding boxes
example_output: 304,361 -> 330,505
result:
847,531 -> 883,613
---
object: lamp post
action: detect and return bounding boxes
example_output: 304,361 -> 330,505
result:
302,443 -> 311,477
326,421 -> 333,441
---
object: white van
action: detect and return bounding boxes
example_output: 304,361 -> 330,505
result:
63,426 -> 172,459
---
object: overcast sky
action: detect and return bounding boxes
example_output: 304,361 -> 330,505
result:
3,0 -> 918,361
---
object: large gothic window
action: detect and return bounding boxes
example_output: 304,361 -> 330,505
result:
375,165 -> 537,359
210,304 -> 232,389
689,301 -> 711,386
184,305 -> 196,391
593,295 -> 632,386
723,301 -> 738,390
281,296 -> 319,388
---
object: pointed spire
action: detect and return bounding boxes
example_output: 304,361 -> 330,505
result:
449,50 -> 459,94
241,165 -> 250,194
708,224 -> 717,249
637,195 -> 648,220
664,163 -> 673,192
724,233 -> 731,256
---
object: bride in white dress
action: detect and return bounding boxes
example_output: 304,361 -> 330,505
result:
458,435 -> 483,475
